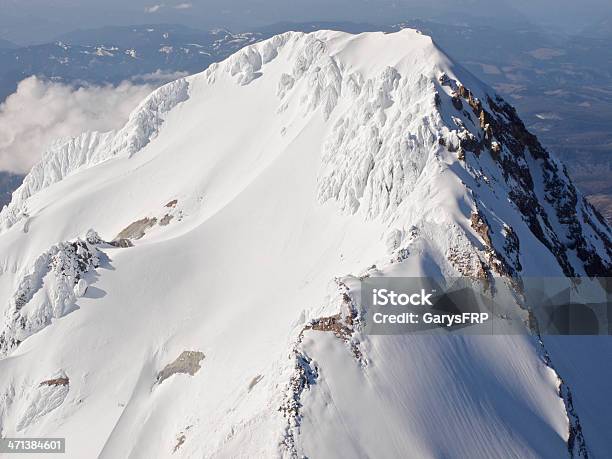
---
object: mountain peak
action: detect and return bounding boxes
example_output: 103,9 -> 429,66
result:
0,29 -> 610,457
2,29 -> 609,274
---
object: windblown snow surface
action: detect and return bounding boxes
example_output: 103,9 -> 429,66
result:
0,29 -> 611,458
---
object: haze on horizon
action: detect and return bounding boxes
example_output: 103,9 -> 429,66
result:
0,0 -> 610,44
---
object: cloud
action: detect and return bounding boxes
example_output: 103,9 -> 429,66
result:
145,2 -> 192,13
145,4 -> 164,13
131,69 -> 190,84
0,76 -> 154,174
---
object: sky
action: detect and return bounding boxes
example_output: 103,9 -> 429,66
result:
0,0 -> 611,44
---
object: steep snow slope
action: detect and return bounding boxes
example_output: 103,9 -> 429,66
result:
0,29 -> 610,458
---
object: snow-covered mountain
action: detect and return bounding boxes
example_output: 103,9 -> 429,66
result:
0,29 -> 610,458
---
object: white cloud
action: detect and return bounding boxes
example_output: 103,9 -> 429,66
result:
131,69 -> 190,84
145,4 -> 164,13
0,76 -> 154,174
146,2 -> 191,12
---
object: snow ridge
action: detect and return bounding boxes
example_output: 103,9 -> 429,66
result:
16,372 -> 70,432
0,230 -> 102,356
318,69 -> 440,217
230,32 -> 343,120
0,79 -> 189,232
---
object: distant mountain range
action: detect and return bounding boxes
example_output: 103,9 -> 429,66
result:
0,172 -> 23,208
580,15 -> 612,39
0,24 -> 261,101
0,38 -> 18,49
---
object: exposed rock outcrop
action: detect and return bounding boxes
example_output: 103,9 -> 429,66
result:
156,351 -> 205,385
